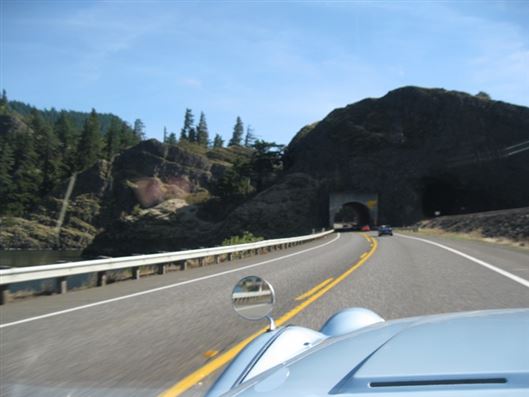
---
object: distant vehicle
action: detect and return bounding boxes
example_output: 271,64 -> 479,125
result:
378,225 -> 393,236
361,225 -> 370,232
207,276 -> 529,397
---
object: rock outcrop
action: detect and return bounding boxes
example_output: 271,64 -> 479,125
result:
416,207 -> 529,244
4,86 -> 529,254
0,139 -> 252,251
285,86 -> 529,225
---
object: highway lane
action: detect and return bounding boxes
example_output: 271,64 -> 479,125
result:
1,231 -> 529,397
0,232 -> 368,397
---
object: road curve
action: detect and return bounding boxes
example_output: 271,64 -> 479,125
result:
1,232 -> 528,397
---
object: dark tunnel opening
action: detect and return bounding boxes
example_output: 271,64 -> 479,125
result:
334,202 -> 371,226
421,174 -> 499,217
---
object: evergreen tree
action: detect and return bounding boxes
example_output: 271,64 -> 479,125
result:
244,125 -> 256,147
166,132 -> 177,145
54,112 -> 78,177
251,140 -> 285,191
213,134 -> 224,148
76,108 -> 102,171
180,108 -> 194,141
29,109 -> 60,195
196,112 -> 209,146
119,121 -> 139,149
0,89 -> 8,114
163,126 -> 168,143
11,129 -> 42,213
188,127 -> 197,143
105,117 -> 121,160
133,119 -> 146,141
0,138 -> 15,214
229,116 -> 244,146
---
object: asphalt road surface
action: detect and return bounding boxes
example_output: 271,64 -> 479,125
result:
1,232 -> 529,397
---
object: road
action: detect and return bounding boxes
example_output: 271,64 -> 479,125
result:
1,232 -> 529,397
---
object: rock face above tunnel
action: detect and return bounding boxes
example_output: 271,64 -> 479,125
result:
285,86 -> 529,225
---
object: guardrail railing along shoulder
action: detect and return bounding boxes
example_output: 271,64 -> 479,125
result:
0,229 -> 333,304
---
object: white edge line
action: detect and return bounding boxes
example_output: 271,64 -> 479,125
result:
396,233 -> 529,289
0,233 -> 341,329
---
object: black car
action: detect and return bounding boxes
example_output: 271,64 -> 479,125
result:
378,225 -> 393,236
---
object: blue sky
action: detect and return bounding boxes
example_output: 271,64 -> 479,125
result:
1,0 -> 528,145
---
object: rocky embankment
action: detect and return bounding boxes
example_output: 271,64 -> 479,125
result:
0,139 -> 251,251
415,207 -> 529,245
3,86 -> 529,255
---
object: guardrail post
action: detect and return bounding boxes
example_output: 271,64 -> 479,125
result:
198,258 -> 205,267
97,271 -> 107,287
57,276 -> 67,294
214,255 -> 220,264
132,267 -> 141,279
179,260 -> 187,271
158,264 -> 167,275
228,253 -> 233,261
0,284 -> 9,305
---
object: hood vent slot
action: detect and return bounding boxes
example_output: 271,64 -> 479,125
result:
370,378 -> 507,388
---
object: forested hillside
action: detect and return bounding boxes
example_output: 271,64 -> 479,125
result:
0,91 -> 143,216
0,91 -> 285,251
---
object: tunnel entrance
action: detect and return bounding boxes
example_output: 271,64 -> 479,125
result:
329,192 -> 378,228
421,174 -> 497,217
333,202 -> 371,227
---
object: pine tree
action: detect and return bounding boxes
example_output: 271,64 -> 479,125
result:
133,119 -> 146,141
167,132 -> 177,145
105,117 -> 121,160
163,126 -> 168,143
188,127 -> 197,143
76,108 -> 102,171
229,116 -> 244,146
54,112 -> 78,177
244,125 -> 256,147
0,89 -> 8,114
11,129 -> 42,213
180,108 -> 194,141
119,121 -> 139,149
29,110 -> 60,195
196,112 -> 209,147
0,138 -> 15,214
213,134 -> 224,148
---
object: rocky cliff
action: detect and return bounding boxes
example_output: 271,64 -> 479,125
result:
3,86 -> 529,255
285,86 -> 529,225
0,139 -> 252,251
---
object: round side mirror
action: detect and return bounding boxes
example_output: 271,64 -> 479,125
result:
232,276 -> 275,321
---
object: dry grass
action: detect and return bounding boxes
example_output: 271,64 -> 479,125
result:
398,227 -> 529,251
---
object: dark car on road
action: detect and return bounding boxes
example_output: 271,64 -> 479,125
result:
378,225 -> 393,236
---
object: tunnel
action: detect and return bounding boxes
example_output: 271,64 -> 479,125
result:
333,202 -> 371,226
420,173 -> 499,217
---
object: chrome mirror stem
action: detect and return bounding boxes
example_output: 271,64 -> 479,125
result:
267,315 -> 276,331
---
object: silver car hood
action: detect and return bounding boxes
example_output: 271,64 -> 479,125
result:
223,309 -> 529,397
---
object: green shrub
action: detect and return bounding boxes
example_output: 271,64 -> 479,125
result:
222,231 -> 264,246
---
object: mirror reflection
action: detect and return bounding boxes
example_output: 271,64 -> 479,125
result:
232,276 -> 275,321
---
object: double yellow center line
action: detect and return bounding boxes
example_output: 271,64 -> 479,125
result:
295,277 -> 334,301
159,233 -> 378,397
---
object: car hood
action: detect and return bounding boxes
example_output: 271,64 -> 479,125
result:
224,309 -> 529,397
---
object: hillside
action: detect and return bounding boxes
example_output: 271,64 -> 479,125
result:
0,139 -> 253,251
2,86 -> 528,255
284,86 -> 529,225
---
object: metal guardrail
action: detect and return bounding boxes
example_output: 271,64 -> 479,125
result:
0,230 -> 333,304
